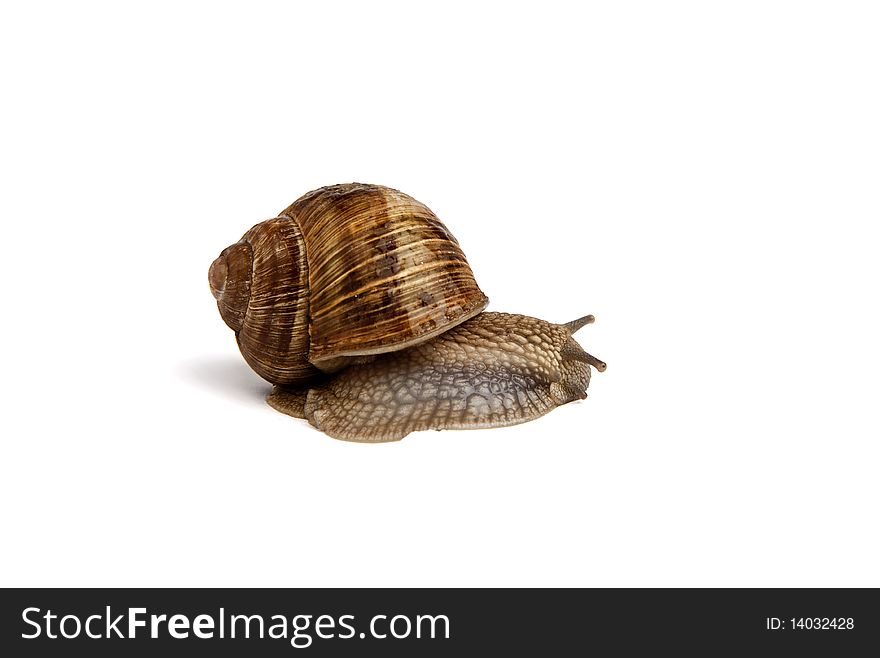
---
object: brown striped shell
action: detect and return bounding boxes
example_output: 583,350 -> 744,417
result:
209,183 -> 489,385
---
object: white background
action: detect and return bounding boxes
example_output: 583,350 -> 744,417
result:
2,1 -> 878,587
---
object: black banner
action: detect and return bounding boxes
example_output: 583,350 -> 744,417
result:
1,588 -> 877,655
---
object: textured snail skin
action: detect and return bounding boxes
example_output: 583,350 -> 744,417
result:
267,312 -> 606,442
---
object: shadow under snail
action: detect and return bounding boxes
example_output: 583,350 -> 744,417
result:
208,183 -> 605,442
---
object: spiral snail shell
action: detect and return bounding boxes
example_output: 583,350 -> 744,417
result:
209,183 -> 605,442
209,183 -> 488,385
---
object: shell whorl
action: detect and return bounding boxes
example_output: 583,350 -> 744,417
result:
209,242 -> 252,332
280,183 -> 489,366
210,216 -> 319,385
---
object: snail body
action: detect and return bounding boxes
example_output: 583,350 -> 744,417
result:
209,183 -> 605,442
267,312 -> 605,442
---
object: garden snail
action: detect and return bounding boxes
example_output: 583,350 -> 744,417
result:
209,183 -> 605,442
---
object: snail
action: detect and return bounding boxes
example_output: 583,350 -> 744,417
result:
209,183 -> 605,442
